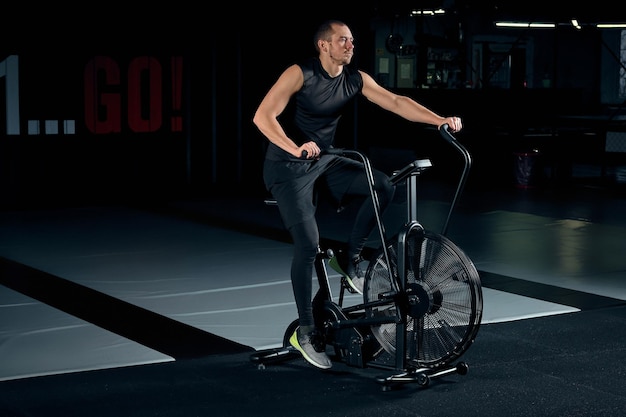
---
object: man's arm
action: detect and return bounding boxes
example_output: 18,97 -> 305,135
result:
253,65 -> 322,159
359,70 -> 462,132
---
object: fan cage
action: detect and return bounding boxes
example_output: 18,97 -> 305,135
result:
364,230 -> 483,368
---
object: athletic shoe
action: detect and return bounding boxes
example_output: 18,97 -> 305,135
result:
329,251 -> 365,294
289,328 -> 332,369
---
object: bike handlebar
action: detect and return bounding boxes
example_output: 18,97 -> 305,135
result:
300,147 -> 345,159
438,123 -> 458,144
296,124 -> 469,237
301,123 -> 457,160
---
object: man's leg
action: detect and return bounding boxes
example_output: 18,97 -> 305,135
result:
347,168 -> 395,257
287,218 -> 332,369
327,165 -> 396,293
288,218 -> 318,330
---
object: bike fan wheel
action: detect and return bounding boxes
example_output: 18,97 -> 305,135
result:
364,230 -> 483,368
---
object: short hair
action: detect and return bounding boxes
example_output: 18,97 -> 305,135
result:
313,20 -> 347,52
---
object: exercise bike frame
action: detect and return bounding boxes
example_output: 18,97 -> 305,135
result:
251,124 -> 477,389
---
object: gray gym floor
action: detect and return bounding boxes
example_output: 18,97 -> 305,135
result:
2,175 -> 625,383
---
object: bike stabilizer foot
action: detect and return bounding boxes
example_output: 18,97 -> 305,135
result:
375,362 -> 469,390
250,346 -> 300,369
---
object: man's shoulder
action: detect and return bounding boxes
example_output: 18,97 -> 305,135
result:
296,57 -> 319,82
344,65 -> 362,78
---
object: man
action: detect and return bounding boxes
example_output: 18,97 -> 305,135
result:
253,19 -> 462,369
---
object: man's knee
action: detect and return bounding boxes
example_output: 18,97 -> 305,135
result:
289,221 -> 319,253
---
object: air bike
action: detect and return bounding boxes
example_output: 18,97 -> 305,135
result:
250,124 -> 483,390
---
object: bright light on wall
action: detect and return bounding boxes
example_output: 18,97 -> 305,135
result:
410,9 -> 445,16
597,23 -> 626,28
495,22 -> 556,28
496,20 -> 626,29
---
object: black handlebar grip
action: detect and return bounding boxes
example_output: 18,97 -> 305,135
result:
301,148 -> 344,159
439,123 -> 457,144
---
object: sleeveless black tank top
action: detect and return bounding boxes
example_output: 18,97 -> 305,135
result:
265,57 -> 363,161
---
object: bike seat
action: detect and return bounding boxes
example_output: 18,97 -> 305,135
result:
390,158 -> 432,186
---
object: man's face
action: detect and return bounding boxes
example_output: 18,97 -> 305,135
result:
327,25 -> 354,65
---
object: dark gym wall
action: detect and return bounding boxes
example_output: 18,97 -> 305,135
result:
0,6 -> 380,208
0,4 -> 620,208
